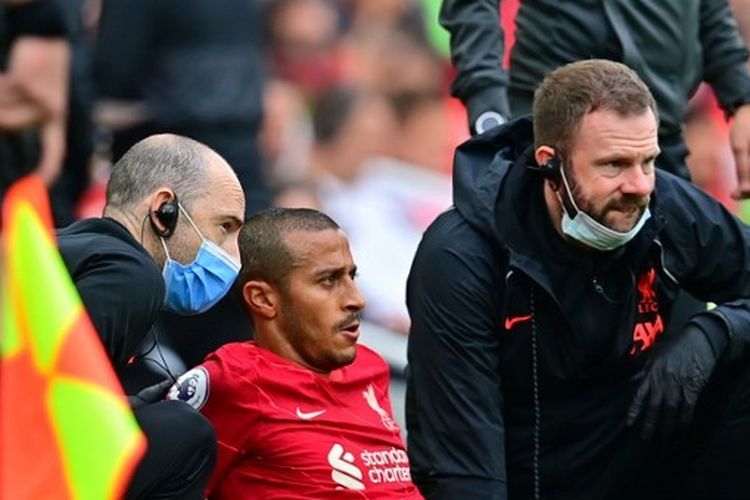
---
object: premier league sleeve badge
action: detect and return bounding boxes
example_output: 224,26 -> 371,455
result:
167,366 -> 210,410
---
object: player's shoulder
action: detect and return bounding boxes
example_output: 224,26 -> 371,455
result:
356,343 -> 387,363
167,342 -> 262,409
208,341 -> 267,381
211,340 -> 263,363
167,364 -> 212,409
353,344 -> 390,377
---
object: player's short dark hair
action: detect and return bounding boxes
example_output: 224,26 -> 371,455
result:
533,59 -> 658,157
238,207 -> 340,290
105,134 -> 210,211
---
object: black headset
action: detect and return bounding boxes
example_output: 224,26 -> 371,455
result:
150,195 -> 179,238
525,153 -> 563,192
534,155 -> 561,181
530,155 -> 581,217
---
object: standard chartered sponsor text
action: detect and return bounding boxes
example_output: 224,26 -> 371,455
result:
361,447 -> 412,484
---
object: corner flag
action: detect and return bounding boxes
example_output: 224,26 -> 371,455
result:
1,176 -> 146,499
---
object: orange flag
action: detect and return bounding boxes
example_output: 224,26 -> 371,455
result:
1,176 -> 146,499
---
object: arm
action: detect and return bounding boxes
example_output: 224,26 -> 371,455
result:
6,36 -> 69,184
3,0 -> 69,185
700,0 -> 750,197
168,355 -> 257,496
73,250 -> 164,367
626,179 -> 750,438
0,74 -> 46,128
662,180 -> 750,364
439,0 -> 510,134
729,0 -> 750,66
406,212 -> 507,499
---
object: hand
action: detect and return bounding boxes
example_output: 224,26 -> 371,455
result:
126,378 -> 174,409
6,36 -> 70,184
729,104 -> 750,199
626,324 -> 720,440
35,118 -> 66,186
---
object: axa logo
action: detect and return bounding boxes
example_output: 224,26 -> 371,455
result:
363,384 -> 399,432
328,443 -> 365,491
631,315 -> 664,355
630,267 -> 663,355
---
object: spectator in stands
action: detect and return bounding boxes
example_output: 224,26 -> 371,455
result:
93,0 -> 269,215
1,0 -> 69,202
440,0 -> 750,196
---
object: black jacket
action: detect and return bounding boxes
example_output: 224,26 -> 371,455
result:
93,0 -> 269,215
405,117 -> 750,499
57,217 -> 165,378
440,0 -> 750,177
94,0 -> 264,131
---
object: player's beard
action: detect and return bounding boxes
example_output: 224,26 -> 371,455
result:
278,297 -> 355,372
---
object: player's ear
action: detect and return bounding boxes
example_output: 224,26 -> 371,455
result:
243,280 -> 279,319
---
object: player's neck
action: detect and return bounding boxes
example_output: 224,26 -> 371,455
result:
255,327 -> 332,376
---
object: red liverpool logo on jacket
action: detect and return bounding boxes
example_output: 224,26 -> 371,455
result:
630,268 -> 664,355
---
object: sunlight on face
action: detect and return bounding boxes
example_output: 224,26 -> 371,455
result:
566,109 -> 659,232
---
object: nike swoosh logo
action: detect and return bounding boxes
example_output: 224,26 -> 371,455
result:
504,315 -> 533,330
296,408 -> 326,420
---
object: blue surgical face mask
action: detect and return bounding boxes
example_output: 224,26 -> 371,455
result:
160,204 -> 240,315
558,166 -> 651,251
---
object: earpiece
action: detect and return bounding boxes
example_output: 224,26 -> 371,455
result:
537,156 -> 561,180
150,195 -> 179,238
527,155 -> 562,189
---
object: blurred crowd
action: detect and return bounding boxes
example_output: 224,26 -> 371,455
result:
2,0 -> 750,337
2,0 -> 468,337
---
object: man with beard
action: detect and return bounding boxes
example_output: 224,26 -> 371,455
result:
168,208 -> 423,499
406,59 -> 750,500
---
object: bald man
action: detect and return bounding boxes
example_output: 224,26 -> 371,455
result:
58,134 -> 245,499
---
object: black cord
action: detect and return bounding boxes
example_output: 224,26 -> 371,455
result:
130,326 -> 181,387
154,329 -> 180,385
530,285 -> 541,500
139,332 -> 159,358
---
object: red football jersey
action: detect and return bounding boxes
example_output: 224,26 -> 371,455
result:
168,342 -> 423,499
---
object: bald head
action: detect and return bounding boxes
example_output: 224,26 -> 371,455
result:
105,134 -> 235,212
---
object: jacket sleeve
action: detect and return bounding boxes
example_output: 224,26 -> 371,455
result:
73,249 -> 164,367
406,213 -> 508,499
661,179 -> 750,363
439,0 -> 510,131
700,0 -> 750,115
